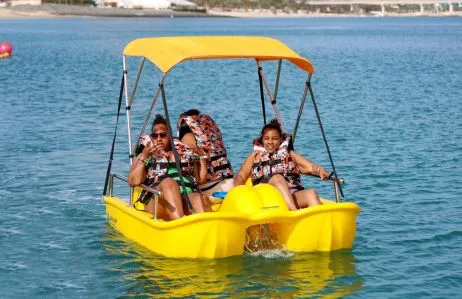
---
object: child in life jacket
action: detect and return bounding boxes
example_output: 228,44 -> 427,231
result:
234,119 -> 329,210
177,109 -> 234,196
128,114 -> 211,220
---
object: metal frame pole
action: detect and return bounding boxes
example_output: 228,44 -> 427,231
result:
292,74 -> 311,142
128,57 -> 145,107
153,194 -> 158,220
333,181 -> 340,203
122,55 -> 134,166
132,75 -> 166,154
256,60 -> 284,132
108,175 -> 114,197
306,76 -> 345,200
159,80 -> 194,212
273,59 -> 282,104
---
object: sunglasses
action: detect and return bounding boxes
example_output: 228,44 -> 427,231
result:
151,132 -> 168,139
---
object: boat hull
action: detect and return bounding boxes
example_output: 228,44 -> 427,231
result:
103,185 -> 360,258
104,196 -> 250,258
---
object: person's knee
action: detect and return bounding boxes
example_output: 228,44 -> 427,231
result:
306,189 -> 318,199
159,177 -> 179,190
304,189 -> 322,206
269,174 -> 286,184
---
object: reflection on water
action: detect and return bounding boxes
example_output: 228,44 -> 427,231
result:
102,226 -> 363,298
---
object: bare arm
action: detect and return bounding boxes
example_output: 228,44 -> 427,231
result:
128,141 -> 154,186
182,133 -> 206,183
198,158 -> 207,184
189,144 -> 209,185
234,152 -> 255,186
128,154 -> 149,186
193,158 -> 208,185
289,151 -> 329,180
181,132 -> 197,147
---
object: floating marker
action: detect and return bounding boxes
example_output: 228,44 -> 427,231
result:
0,42 -> 13,59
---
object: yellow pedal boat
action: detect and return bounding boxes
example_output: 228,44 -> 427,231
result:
102,36 -> 361,259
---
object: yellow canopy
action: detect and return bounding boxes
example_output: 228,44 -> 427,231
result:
123,36 -> 314,74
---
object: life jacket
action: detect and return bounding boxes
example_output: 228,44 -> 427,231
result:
136,138 -> 198,206
178,114 -> 234,182
251,133 -> 304,191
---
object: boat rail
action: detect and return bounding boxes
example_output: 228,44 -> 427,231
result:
108,173 -> 163,218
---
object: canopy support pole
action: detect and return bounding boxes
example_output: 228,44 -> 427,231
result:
273,60 -> 282,104
122,55 -> 135,205
257,66 -> 266,125
133,75 -> 165,154
128,57 -> 145,107
292,74 -> 311,142
159,81 -> 194,212
306,76 -> 345,201
123,55 -> 134,166
256,60 -> 284,132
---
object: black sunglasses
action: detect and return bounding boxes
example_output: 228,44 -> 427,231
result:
151,132 -> 168,139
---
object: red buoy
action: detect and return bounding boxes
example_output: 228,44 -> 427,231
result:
0,42 -> 13,59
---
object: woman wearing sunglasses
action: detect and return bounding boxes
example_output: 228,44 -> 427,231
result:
234,119 -> 329,210
128,114 -> 211,221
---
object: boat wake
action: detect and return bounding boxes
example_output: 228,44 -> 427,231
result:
246,248 -> 294,259
244,224 -> 294,258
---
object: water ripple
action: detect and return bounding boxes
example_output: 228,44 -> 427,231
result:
1,17 -> 461,298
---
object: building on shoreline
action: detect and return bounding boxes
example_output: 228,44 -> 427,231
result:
2,0 -> 460,15
97,0 -> 197,9
6,0 -> 41,6
2,0 -> 198,9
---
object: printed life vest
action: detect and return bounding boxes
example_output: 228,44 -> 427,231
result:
136,139 -> 198,205
179,114 -> 234,182
251,134 -> 304,191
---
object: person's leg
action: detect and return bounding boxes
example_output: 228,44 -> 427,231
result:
268,174 -> 298,210
293,189 -> 322,208
188,192 -> 212,213
145,177 -> 184,220
144,199 -> 169,220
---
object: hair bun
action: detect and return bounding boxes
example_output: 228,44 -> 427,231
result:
269,119 -> 280,126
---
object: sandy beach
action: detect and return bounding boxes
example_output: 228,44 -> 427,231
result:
0,7 -> 56,18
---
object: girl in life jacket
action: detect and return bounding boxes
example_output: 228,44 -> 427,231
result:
128,114 -> 211,221
234,119 -> 330,210
177,109 -> 234,195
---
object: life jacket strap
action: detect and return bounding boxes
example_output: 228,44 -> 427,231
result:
213,162 -> 232,172
154,161 -> 190,169
210,153 -> 227,161
252,159 -> 283,169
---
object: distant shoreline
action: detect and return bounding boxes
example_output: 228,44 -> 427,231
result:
1,4 -> 462,19
208,8 -> 462,18
0,4 -> 219,19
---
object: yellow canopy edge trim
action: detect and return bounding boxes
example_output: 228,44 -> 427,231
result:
123,36 -> 314,74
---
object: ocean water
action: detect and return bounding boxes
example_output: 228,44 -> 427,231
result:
1,17 -> 461,298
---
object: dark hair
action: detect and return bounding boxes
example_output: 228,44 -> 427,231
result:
151,114 -> 167,131
182,109 -> 201,117
260,119 -> 283,141
178,109 -> 200,139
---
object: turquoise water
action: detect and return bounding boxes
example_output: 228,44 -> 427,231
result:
1,17 -> 461,298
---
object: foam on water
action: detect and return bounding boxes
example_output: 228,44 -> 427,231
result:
246,248 -> 295,259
